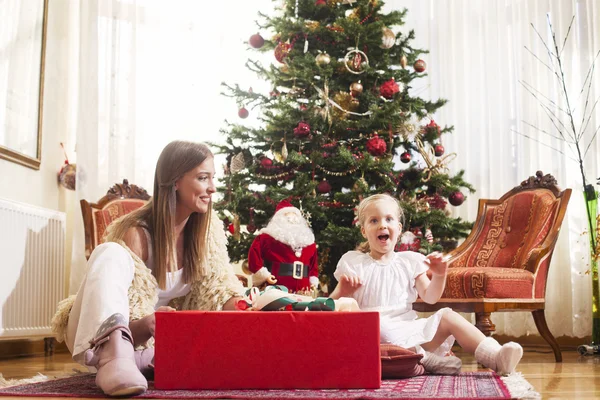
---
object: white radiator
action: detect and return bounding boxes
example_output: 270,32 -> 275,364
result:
0,198 -> 66,338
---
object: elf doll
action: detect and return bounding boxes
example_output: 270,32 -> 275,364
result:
248,200 -> 319,293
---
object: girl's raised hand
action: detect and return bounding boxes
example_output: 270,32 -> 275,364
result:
338,274 -> 363,296
425,252 -> 449,276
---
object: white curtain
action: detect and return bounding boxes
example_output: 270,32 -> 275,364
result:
386,0 -> 599,338
70,0 -> 273,291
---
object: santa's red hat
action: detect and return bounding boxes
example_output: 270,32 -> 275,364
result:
275,200 -> 294,213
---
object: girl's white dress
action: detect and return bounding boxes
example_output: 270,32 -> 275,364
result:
334,250 -> 454,356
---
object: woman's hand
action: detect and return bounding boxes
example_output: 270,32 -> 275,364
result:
129,306 -> 175,346
425,252 -> 449,276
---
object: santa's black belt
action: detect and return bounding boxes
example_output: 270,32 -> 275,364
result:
265,260 -> 308,279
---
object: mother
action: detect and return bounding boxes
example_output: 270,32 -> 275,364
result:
52,141 -> 244,396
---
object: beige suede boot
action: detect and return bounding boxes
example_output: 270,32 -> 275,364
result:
474,337 -> 523,375
84,314 -> 147,396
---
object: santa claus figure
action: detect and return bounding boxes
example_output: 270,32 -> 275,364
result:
248,200 -> 319,293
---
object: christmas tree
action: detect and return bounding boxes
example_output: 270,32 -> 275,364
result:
215,0 -> 474,292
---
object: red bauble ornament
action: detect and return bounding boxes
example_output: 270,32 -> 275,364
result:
366,135 -> 387,156
228,223 -> 235,234
400,151 -> 411,163
260,157 -> 273,167
317,179 -> 332,194
238,107 -> 249,119
315,0 -> 326,5
293,121 -> 311,138
249,33 -> 264,49
434,144 -> 445,157
247,224 -> 257,234
379,78 -> 400,99
448,191 -> 465,206
414,59 -> 427,72
274,42 -> 292,63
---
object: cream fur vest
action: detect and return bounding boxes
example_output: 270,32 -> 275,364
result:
51,211 -> 245,343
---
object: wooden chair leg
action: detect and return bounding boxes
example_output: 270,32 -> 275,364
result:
475,312 -> 496,336
44,337 -> 56,356
532,309 -> 562,362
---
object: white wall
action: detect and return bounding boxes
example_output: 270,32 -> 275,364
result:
0,0 -> 79,293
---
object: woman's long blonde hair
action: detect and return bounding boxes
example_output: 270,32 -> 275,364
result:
108,141 -> 213,289
355,193 -> 404,253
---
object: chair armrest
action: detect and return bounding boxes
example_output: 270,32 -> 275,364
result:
523,245 -> 552,273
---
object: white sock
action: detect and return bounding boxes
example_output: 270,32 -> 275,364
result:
474,337 -> 523,375
421,351 -> 462,375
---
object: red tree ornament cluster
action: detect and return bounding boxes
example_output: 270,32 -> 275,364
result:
366,135 -> 387,156
293,121 -> 311,138
379,78 -> 400,99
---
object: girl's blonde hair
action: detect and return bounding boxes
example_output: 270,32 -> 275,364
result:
355,193 -> 404,253
107,141 -> 213,289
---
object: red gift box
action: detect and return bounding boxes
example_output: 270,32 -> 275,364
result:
154,311 -> 381,390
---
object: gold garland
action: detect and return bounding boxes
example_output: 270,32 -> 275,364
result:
316,164 -> 359,176
415,138 -> 457,181
255,169 -> 296,180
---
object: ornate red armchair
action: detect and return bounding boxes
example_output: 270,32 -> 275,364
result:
81,179 -> 150,259
413,171 -> 571,362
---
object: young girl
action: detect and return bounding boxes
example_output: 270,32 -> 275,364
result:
330,193 -> 523,375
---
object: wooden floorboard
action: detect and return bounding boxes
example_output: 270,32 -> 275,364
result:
1,347 -> 600,398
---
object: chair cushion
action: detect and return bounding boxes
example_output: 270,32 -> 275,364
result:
451,190 -> 558,272
92,199 -> 147,246
380,344 -> 425,378
442,267 -> 535,299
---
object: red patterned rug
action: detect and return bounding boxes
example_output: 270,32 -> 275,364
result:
0,372 -> 520,399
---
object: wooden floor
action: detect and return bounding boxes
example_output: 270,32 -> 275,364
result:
1,347 -> 600,399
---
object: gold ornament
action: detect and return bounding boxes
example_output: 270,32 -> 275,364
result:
352,176 -> 368,194
381,27 -> 395,49
280,64 -> 290,74
273,151 -> 284,163
344,49 -> 369,74
346,8 -> 360,20
315,52 -> 331,66
281,140 -> 288,161
305,20 -> 320,31
332,92 -> 359,120
230,152 -> 246,174
241,260 -> 251,275
400,54 -> 408,68
233,214 -> 241,241
349,81 -> 363,97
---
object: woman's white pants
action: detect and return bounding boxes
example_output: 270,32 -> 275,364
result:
65,243 -> 135,365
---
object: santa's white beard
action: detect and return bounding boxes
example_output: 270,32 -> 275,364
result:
260,210 -> 315,251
